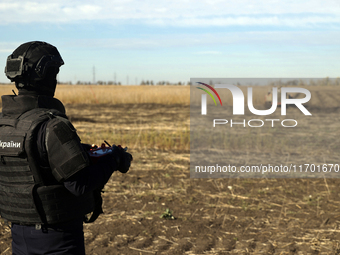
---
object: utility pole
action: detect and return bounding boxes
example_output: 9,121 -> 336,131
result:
93,66 -> 96,85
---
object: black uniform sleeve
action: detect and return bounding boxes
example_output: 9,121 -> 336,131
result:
45,116 -> 90,182
38,117 -> 118,195
63,154 -> 117,197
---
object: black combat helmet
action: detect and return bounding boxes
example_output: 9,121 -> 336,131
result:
5,41 -> 64,96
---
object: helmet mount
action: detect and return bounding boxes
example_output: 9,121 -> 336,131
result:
5,41 -> 64,95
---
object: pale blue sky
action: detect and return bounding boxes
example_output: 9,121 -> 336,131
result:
0,0 -> 339,84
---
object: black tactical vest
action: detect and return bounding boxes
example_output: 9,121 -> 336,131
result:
0,96 -> 94,225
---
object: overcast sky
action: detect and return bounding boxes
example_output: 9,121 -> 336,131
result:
0,0 -> 339,84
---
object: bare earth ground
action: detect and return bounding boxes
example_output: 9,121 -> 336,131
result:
2,90 -> 340,254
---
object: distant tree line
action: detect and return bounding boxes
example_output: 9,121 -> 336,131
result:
266,78 -> 340,87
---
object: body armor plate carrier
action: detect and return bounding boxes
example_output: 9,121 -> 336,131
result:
0,108 -> 94,225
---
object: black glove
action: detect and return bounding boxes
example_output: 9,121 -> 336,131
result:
111,145 -> 133,173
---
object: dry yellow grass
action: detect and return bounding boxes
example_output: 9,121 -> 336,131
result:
1,84 -> 339,153
0,84 -> 190,105
1,83 -> 339,107
0,85 -> 13,98
55,85 -> 190,105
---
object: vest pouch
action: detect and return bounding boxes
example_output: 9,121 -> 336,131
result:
0,182 -> 41,224
36,185 -> 95,224
0,135 -> 25,157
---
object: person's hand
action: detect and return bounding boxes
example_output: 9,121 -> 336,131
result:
112,146 -> 133,173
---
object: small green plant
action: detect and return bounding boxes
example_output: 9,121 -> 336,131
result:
160,208 -> 175,220
242,201 -> 249,211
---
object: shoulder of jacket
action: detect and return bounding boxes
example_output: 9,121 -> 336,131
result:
45,114 -> 75,131
15,108 -> 67,132
45,114 -> 79,147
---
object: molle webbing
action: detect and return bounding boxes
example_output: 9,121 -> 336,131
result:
0,108 -> 95,224
0,157 -> 40,224
36,185 -> 95,224
0,109 -> 54,224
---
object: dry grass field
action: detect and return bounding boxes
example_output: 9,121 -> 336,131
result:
1,84 -> 340,254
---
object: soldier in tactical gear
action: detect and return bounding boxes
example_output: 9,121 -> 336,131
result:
0,41 -> 132,254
